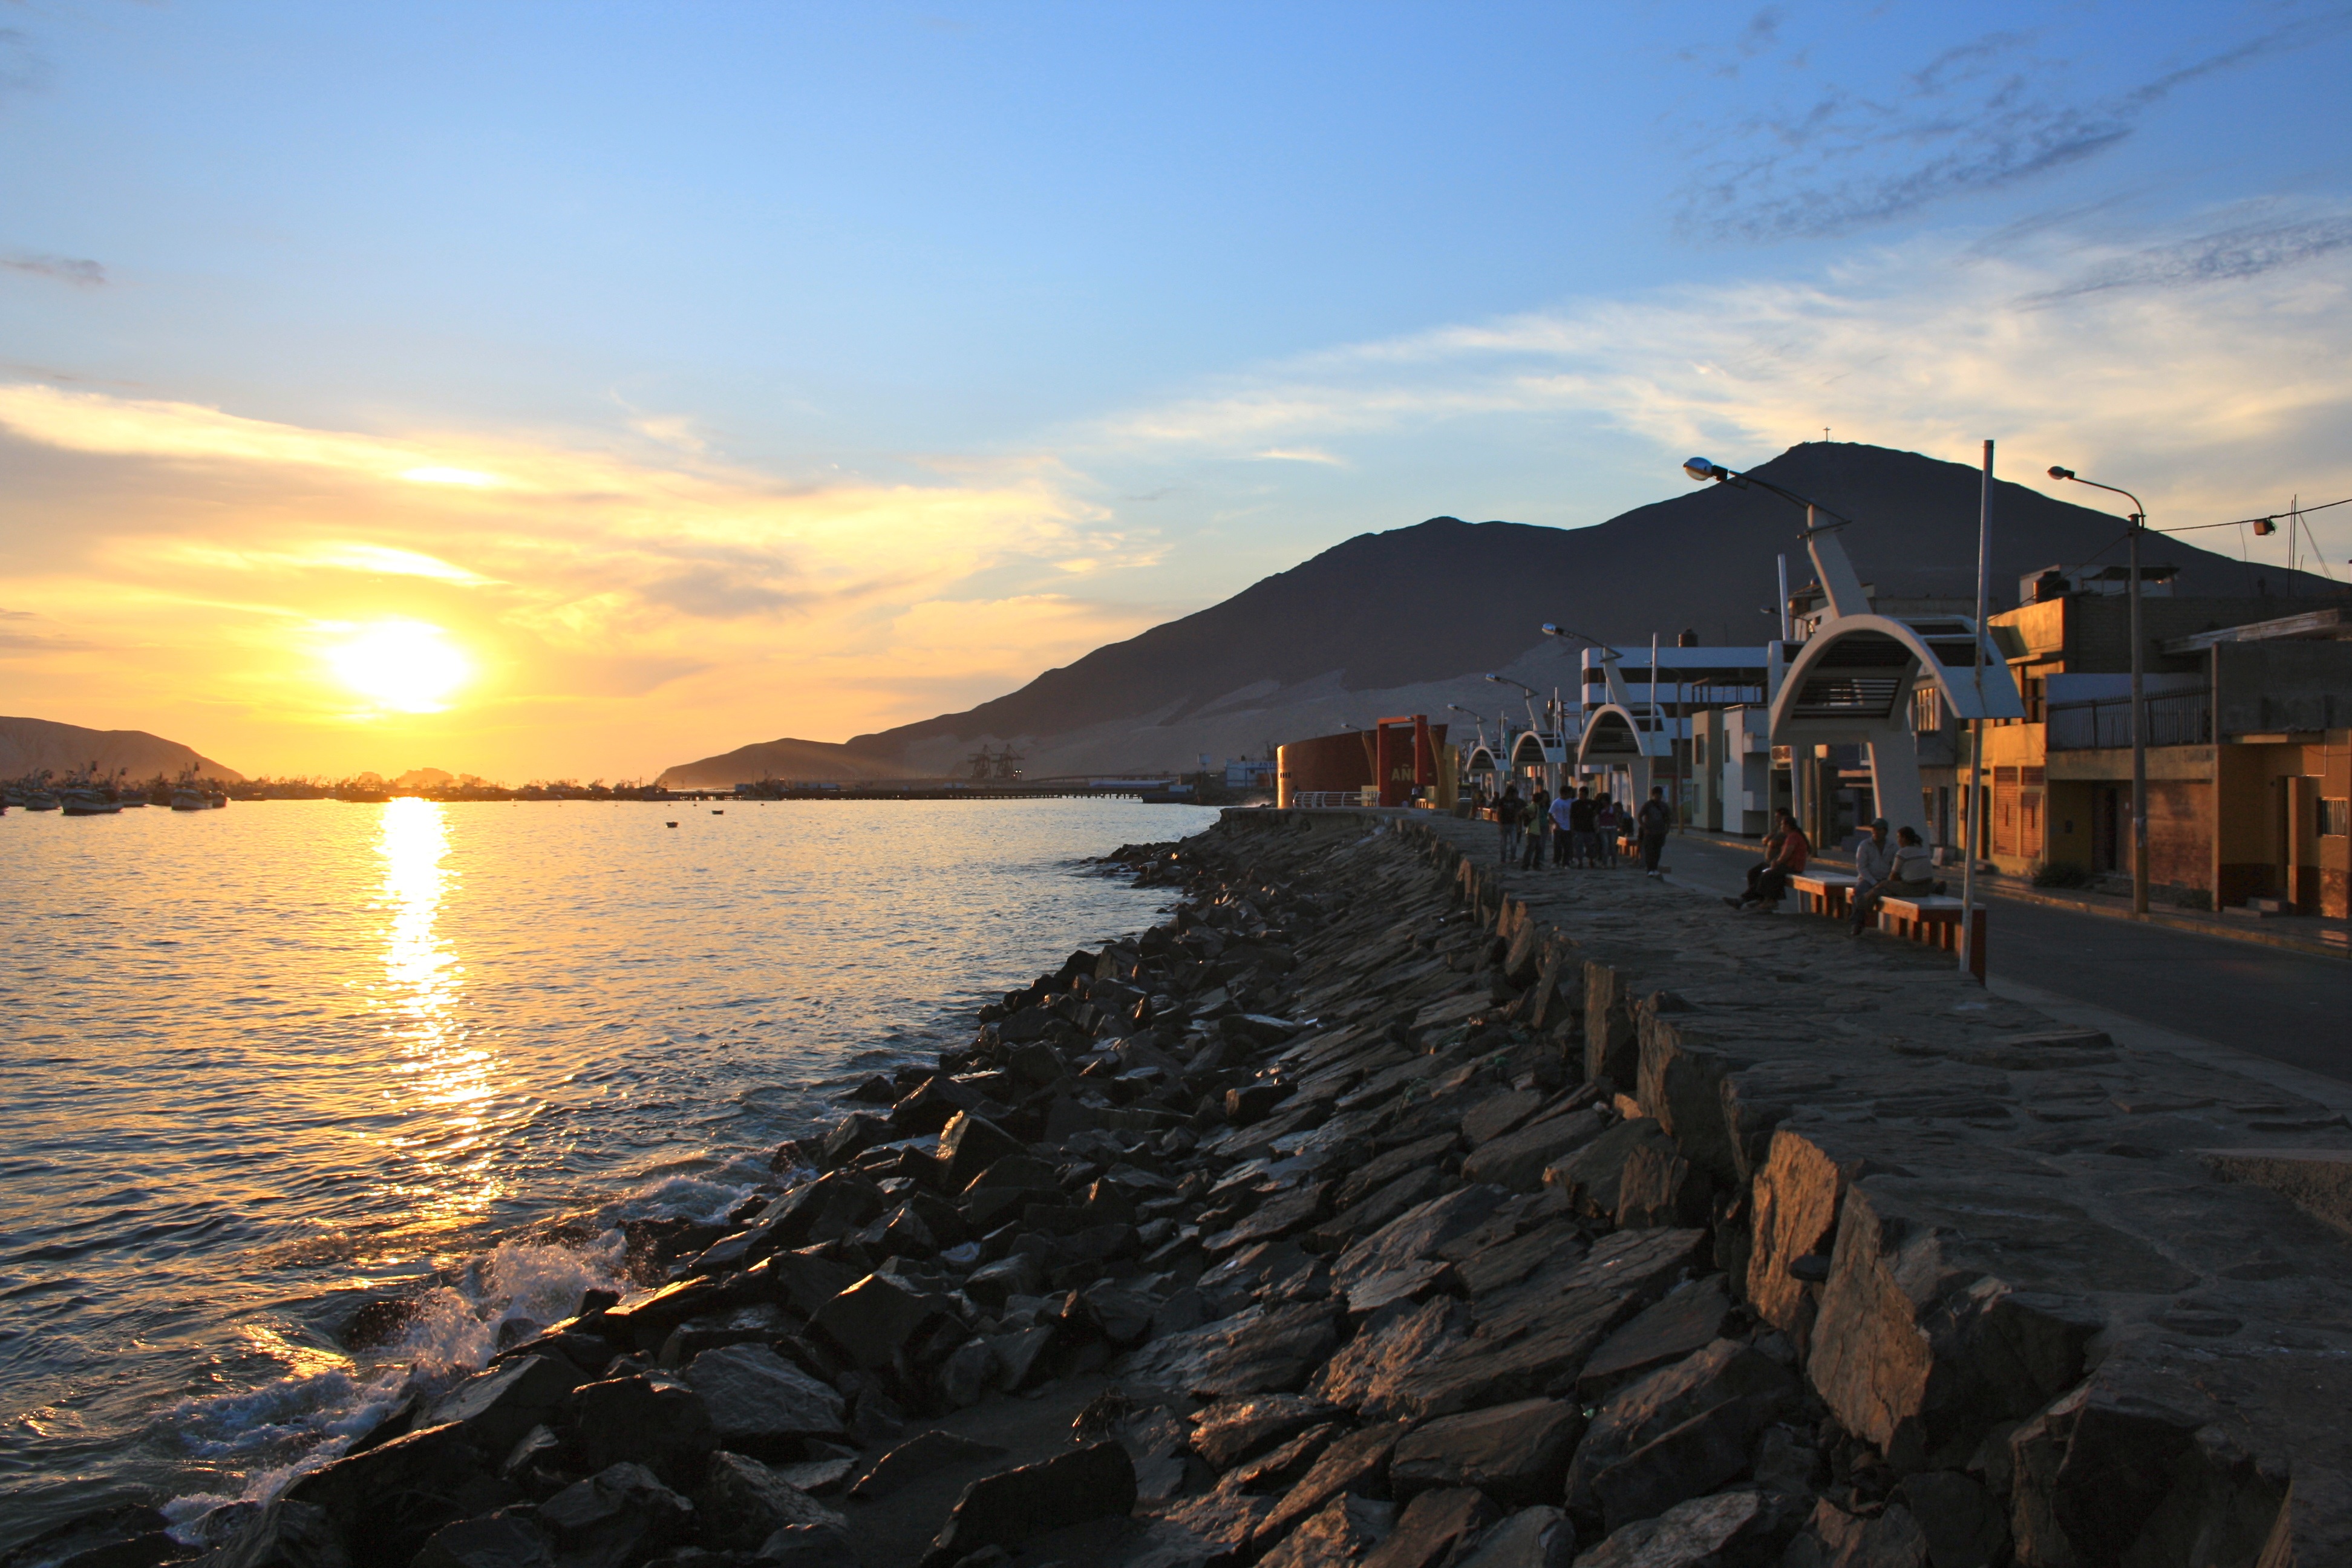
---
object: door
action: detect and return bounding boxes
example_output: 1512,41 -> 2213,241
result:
2091,786 -> 2118,874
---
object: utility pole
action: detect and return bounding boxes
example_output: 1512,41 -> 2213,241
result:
2049,464 -> 2152,916
1961,440 -> 1991,978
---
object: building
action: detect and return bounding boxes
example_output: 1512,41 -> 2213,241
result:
1937,590 -> 2351,917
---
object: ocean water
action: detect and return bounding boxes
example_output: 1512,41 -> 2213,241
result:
0,795 -> 1217,1548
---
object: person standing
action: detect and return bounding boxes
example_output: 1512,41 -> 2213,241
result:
1521,783 -> 1551,870
1566,786 -> 1598,867
1595,793 -> 1622,868
1638,785 -> 1673,877
1547,786 -> 1575,870
1495,785 -> 1524,866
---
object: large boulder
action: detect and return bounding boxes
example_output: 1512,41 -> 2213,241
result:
681,1344 -> 845,1456
1360,1488 -> 1500,1568
420,1355 -> 583,1457
558,1376 -> 716,1488
1390,1398 -> 1583,1506
408,1509 -> 550,1568
808,1273 -> 947,1370
1456,1506 -> 1575,1568
1460,1111 -> 1607,1193
1563,1341 -> 1797,1519
693,1451 -> 844,1552
916,1442 -> 1138,1567
1117,1301 -> 1342,1398
1573,1489 -> 1803,1568
535,1462 -> 694,1568
281,1423 -> 514,1568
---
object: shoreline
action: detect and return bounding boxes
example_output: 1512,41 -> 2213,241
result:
22,808 -> 2350,1567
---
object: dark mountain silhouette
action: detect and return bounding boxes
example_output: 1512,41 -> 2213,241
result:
656,735 -> 926,789
0,716 -> 243,781
838,442 -> 2332,760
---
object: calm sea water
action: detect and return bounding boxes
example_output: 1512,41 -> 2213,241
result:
0,795 -> 1217,1547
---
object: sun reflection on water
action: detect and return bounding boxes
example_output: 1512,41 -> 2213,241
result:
374,798 -> 501,1232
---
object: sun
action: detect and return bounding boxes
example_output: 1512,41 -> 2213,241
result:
327,619 -> 473,713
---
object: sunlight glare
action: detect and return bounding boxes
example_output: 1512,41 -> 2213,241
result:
328,620 -> 472,713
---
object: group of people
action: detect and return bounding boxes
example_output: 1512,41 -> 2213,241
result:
1727,809 -> 1942,931
1491,783 -> 1676,878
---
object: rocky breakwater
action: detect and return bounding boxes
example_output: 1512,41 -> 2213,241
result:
37,811 -> 2348,1568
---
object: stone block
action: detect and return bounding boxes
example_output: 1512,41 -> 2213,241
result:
1589,1391 -> 1785,1534
694,1451 -> 844,1552
939,1111 -> 1025,1191
1333,1186 -> 1508,1305
1564,1341 -> 1797,1516
1361,1487 -> 1501,1568
1457,1506 -> 1574,1568
1583,962 -> 1638,1088
1461,1111 -> 1607,1192
1117,1300 -> 1342,1398
558,1376 -> 717,1489
808,1272 -> 945,1370
537,1462 -> 694,1568
917,1440 -> 1138,1567
1390,1397 -> 1583,1505
1258,1492 -> 1394,1568
282,1423 -> 517,1568
2200,1148 -> 2352,1235
1740,1131 -> 1851,1339
1613,1142 -> 1710,1230
1250,1422 -> 1411,1558
1576,1275 -> 1734,1400
851,1429 -> 1010,1500
1543,1118 -> 1671,1220
408,1509 -> 549,1568
682,1343 -> 845,1455
420,1353 -> 582,1458
1189,1393 -> 1341,1471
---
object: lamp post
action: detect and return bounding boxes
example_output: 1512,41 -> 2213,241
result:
2049,466 -> 2151,917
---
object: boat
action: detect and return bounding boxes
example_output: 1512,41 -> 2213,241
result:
60,788 -> 121,817
23,790 -> 59,811
171,788 -> 207,811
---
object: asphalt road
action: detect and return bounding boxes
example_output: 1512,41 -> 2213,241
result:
1657,834 -> 2352,1086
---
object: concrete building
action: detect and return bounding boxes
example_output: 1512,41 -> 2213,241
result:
1933,593 -> 2352,917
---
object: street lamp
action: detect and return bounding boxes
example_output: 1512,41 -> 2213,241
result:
2049,466 -> 2152,917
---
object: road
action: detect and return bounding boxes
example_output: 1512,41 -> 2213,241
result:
1656,833 -> 2352,1092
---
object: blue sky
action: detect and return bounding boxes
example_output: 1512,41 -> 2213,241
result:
4,2 -> 2350,777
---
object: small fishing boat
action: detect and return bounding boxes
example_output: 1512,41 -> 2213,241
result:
60,789 -> 122,817
171,788 -> 207,811
23,791 -> 59,812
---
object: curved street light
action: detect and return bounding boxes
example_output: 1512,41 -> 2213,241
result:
2049,465 -> 2153,917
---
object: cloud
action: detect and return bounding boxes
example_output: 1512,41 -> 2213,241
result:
1254,448 -> 1347,466
1085,205 -> 2352,528
3,252 -> 105,286
1673,11 -> 2350,242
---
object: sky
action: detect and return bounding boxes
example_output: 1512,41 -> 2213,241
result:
4,1 -> 2350,782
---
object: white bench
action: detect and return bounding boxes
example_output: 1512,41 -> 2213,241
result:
1876,894 -> 1987,978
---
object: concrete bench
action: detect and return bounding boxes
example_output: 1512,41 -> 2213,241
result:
1788,872 -> 1858,918
1876,893 -> 1987,979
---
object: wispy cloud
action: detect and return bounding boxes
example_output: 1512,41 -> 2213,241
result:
2,252 -> 105,286
1674,11 -> 2351,242
1085,206 -> 2352,527
1254,447 -> 1347,466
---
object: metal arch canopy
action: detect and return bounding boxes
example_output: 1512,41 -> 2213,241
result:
1769,613 -> 2024,738
1575,703 -> 1670,768
1465,744 -> 1498,774
1509,731 -> 1566,769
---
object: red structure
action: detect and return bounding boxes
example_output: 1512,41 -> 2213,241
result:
1373,715 -> 1440,808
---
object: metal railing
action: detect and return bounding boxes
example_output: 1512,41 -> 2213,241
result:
1289,789 -> 1379,808
2045,690 -> 2211,750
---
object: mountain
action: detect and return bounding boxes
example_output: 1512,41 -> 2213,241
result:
655,735 -> 930,790
0,716 -> 243,782
662,442 -> 2342,782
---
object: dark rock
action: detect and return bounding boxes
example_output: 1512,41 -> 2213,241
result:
282,1422 -> 515,1568
559,1376 -> 717,1488
773,1456 -> 856,1495
1462,1089 -> 1546,1147
1575,1276 -> 1734,1400
408,1510 -> 552,1568
1589,1390 -> 1788,1533
342,1298 -> 420,1350
1890,1470 -> 2006,1568
939,1112 -> 1025,1191
1116,1300 -> 1341,1397
1225,1082 -> 1294,1125
892,1075 -> 990,1135
1613,1142 -> 1711,1230
964,1253 -> 1045,1310
598,1277 -> 745,1356
755,1523 -> 859,1567
986,1325 -> 1057,1390
422,1354 -> 583,1457
821,1114 -> 891,1171
1221,1422 -> 1341,1494
693,1451 -> 843,1552
1780,1498 -> 1929,1568
1454,1220 -> 1586,1299
682,1343 -> 844,1455
1335,1133 -> 1459,1210
1332,1186 -> 1507,1311
754,1174 -> 889,1257
808,1273 -> 944,1369
1249,1422 -> 1411,1557
1308,1298 -> 1468,1419
753,1250 -> 861,1318
537,1462 -> 694,1568
1462,1111 -> 1609,1194
846,1073 -> 898,1105
1189,1393 -> 1341,1470
1574,1489 -> 1803,1568
936,1338 -> 996,1406
1359,1487 -> 1500,1568
917,1441 -> 1138,1567
851,1429 -> 1010,1500
1543,1118 -> 1672,1220
1390,1397 -> 1583,1506
1563,1341 -> 1797,1518
1151,1489 -> 1278,1564
1205,1182 -> 1332,1255
1454,1506 -> 1575,1568
1256,1493 -> 1393,1568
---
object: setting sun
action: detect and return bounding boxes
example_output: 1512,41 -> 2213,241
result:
327,620 -> 472,714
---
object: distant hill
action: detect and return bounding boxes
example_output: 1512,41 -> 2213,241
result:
0,716 -> 243,782
655,735 -> 929,790
662,442 -> 2344,780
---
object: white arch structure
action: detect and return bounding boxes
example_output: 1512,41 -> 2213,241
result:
1575,704 -> 1670,801
1770,611 -> 2023,842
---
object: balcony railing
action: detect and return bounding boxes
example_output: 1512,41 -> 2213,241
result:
2045,690 -> 2211,750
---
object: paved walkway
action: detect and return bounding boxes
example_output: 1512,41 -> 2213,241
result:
1506,831 -> 2352,1099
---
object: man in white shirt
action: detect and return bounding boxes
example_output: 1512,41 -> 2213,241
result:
1547,789 -> 1575,871
1853,823 -> 1938,933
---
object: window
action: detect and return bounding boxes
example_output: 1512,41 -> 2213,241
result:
2323,798 -> 2351,838
1913,687 -> 1944,733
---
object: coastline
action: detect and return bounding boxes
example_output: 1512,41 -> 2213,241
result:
22,806 -> 2350,1568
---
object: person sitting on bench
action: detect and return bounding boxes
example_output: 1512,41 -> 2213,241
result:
1851,825 -> 1941,933
1731,810 -> 1809,911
